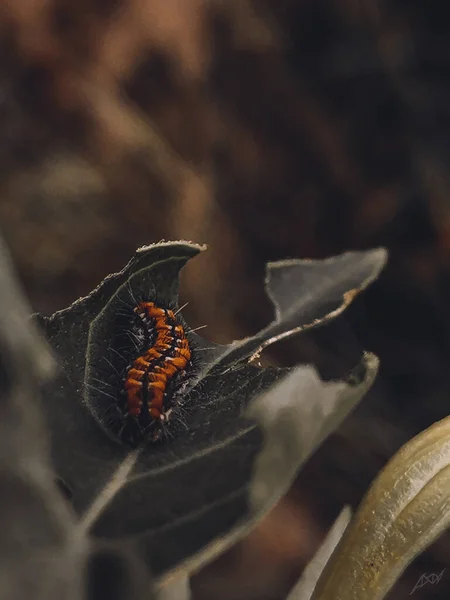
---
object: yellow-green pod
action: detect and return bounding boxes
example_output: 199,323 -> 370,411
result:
310,415 -> 450,600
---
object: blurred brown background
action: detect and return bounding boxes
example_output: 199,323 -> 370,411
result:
1,0 -> 450,598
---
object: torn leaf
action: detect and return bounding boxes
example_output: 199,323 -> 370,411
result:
37,242 -> 385,582
205,248 -> 387,373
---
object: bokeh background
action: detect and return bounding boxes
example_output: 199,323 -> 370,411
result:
1,1 -> 450,598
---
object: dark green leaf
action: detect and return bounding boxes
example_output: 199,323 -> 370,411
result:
0,239 -> 79,600
38,242 -> 386,581
205,248 -> 387,373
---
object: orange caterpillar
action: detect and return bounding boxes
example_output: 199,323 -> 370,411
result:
124,302 -> 191,424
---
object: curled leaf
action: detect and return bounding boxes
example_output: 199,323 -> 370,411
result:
206,248 -> 387,373
310,415 -> 450,600
37,242 -> 386,582
247,352 -> 379,513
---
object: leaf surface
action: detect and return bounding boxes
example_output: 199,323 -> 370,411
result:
38,242 -> 386,580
